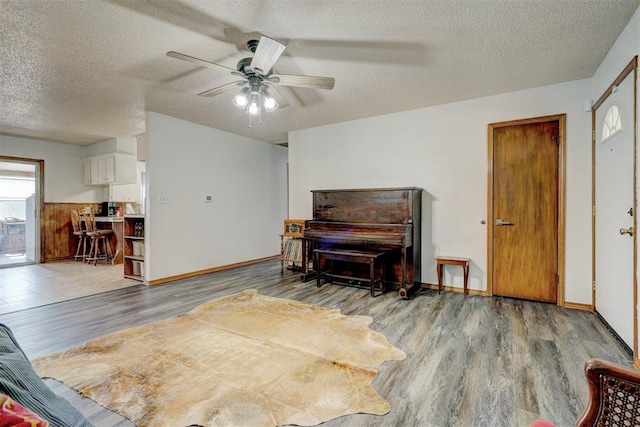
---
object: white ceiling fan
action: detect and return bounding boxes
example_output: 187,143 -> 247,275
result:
167,35 -> 335,126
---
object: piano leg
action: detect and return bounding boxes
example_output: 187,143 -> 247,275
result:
300,239 -> 317,282
315,250 -> 321,288
398,247 -> 408,299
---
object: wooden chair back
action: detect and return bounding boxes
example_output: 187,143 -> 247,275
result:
70,209 -> 84,234
84,208 -> 97,234
576,358 -> 640,426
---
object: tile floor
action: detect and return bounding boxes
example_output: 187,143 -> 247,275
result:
0,261 -> 140,315
0,252 -> 28,267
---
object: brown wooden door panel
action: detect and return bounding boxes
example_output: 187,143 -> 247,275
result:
493,121 -> 559,302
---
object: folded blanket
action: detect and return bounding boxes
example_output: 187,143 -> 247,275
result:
1,393 -> 49,426
0,323 -> 92,427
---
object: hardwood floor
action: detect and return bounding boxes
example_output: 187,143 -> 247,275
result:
0,259 -> 632,426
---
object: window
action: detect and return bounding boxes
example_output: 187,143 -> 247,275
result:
602,104 -> 622,142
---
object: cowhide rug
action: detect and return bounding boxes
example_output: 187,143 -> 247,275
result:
32,289 -> 405,426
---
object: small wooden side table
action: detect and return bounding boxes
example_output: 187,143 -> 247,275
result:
436,256 -> 470,297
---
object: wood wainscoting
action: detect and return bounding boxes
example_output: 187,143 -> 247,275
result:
42,203 -> 101,262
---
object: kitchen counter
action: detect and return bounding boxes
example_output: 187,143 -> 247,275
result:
86,217 -> 124,264
95,216 -> 124,223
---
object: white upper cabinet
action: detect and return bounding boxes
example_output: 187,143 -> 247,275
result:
109,161 -> 145,202
84,158 -> 98,185
83,153 -> 136,185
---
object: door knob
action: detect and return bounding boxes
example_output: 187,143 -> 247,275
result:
496,219 -> 513,226
620,227 -> 634,236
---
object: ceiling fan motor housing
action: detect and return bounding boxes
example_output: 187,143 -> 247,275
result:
237,57 -> 253,73
247,39 -> 259,53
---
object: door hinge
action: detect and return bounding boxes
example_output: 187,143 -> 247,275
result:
556,273 -> 559,285
593,281 -> 596,292
592,130 -> 596,141
592,206 -> 596,216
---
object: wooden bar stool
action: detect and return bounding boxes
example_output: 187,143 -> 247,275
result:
69,209 -> 88,261
84,208 -> 114,265
436,256 -> 470,297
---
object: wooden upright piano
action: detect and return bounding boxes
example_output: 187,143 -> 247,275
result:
303,187 -> 422,298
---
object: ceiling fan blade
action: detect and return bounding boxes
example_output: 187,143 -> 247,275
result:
269,73 -> 335,90
167,51 -> 236,74
249,36 -> 286,75
263,84 -> 290,108
198,81 -> 245,97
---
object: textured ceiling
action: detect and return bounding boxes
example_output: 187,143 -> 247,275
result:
1,0 -> 639,146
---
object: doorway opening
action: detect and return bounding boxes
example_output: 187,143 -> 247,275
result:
0,157 -> 43,268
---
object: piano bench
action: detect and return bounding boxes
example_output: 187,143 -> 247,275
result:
314,249 -> 387,297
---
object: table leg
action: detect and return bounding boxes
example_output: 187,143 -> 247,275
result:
280,236 -> 284,274
463,262 -> 469,297
437,262 -> 443,294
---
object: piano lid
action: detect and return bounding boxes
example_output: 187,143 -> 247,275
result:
311,187 -> 422,224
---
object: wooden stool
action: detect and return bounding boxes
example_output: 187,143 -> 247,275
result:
436,256 -> 470,297
70,209 -> 88,261
84,208 -> 114,265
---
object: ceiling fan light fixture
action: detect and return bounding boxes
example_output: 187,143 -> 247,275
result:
262,88 -> 279,112
232,87 -> 250,109
248,92 -> 261,116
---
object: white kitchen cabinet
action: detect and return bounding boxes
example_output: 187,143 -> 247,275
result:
109,161 -> 145,202
83,153 -> 136,185
83,158 -> 99,185
109,182 -> 138,201
100,155 -> 115,183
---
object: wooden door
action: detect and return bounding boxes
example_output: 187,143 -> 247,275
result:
490,118 -> 560,302
593,60 -> 636,350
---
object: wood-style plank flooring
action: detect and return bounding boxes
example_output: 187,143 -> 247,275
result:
0,259 -> 632,427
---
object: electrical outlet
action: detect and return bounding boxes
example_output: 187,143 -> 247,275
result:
203,194 -> 213,203
158,194 -> 170,204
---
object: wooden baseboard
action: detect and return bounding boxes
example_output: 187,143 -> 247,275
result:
563,302 -> 592,311
419,282 -> 488,297
147,255 -> 278,286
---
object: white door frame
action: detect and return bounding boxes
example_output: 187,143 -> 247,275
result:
0,155 -> 44,266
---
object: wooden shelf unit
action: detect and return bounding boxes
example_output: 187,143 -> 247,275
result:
279,219 -> 307,274
123,215 -> 145,281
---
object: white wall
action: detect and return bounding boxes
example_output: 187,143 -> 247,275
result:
591,5 -> 640,98
0,134 -> 103,202
82,137 -> 136,157
145,112 -> 288,282
289,78 -> 593,304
